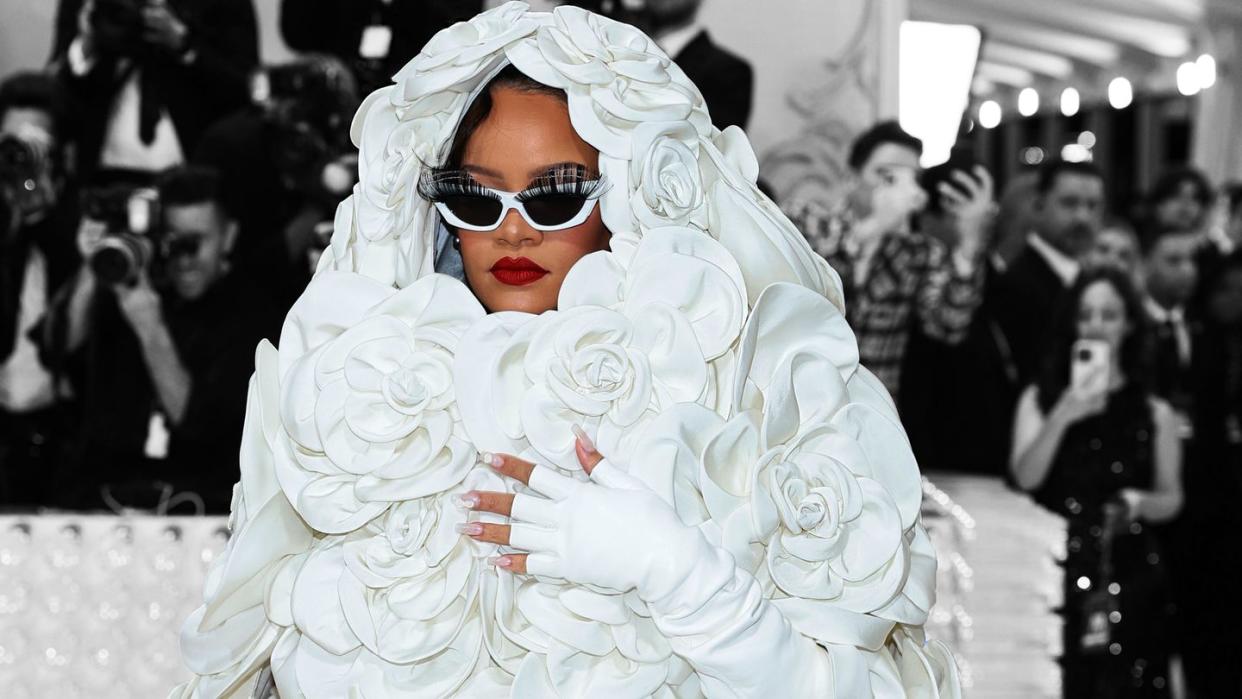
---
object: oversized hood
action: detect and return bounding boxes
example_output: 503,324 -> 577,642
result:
321,1 -> 842,311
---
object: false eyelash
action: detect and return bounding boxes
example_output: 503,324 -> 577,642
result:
517,175 -> 610,202
416,168 -> 496,202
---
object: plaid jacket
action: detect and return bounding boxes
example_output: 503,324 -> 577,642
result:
785,199 -> 985,396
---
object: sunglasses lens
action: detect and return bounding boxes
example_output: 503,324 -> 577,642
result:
522,195 -> 590,228
442,195 -> 503,228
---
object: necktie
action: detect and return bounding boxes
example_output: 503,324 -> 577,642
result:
1156,318 -> 1188,413
138,67 -> 161,145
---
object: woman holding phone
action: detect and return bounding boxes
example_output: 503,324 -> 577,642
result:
1011,267 -> 1182,697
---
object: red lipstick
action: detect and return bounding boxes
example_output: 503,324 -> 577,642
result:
490,257 -> 549,286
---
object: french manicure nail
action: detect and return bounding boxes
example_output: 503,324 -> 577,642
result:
455,522 -> 483,536
571,424 -> 597,454
480,451 -> 502,468
454,493 -> 480,510
489,555 -> 512,569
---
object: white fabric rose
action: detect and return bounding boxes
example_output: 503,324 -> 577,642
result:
630,122 -> 706,229
276,272 -> 483,534
453,298 -> 710,472
504,5 -> 709,160
693,283 -> 935,652
394,2 -> 541,104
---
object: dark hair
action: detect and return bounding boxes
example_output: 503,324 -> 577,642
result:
1137,223 -> 1200,256
443,65 -> 567,170
1036,266 -> 1149,412
157,166 -> 233,219
1226,182 -> 1242,216
1148,166 -> 1213,209
1036,158 -> 1103,195
847,120 -> 922,172
0,71 -> 72,142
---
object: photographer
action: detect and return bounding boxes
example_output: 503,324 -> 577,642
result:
193,55 -> 360,307
278,0 -> 482,99
785,121 -> 994,397
46,166 -> 278,513
49,0 -> 258,177
0,72 -> 78,508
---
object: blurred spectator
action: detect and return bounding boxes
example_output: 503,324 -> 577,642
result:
644,0 -> 752,131
49,0 -> 258,178
991,159 -> 1104,388
1224,184 -> 1242,253
1181,252 -> 1242,696
1010,267 -> 1181,697
0,72 -> 80,507
1086,218 -> 1142,284
1144,167 -> 1213,237
991,170 -> 1040,268
41,166 -> 277,512
278,0 -> 482,101
786,121 -> 993,396
1141,226 -> 1200,424
193,55 -> 360,307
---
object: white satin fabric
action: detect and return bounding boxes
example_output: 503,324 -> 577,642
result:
172,3 -> 960,697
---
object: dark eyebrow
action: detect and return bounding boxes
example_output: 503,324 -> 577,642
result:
462,164 -> 503,178
527,161 -> 593,180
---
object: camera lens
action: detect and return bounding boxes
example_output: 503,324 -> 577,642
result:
91,246 -> 135,285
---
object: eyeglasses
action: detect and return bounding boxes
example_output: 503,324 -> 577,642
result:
420,167 -> 610,232
433,186 -> 605,232
160,235 -> 203,259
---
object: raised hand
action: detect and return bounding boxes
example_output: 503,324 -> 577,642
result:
940,165 -> 996,258
457,427 -> 708,599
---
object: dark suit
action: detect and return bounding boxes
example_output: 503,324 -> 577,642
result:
279,0 -> 483,99
990,241 -> 1071,389
901,259 -> 1019,476
1149,307 -> 1242,696
50,0 -> 259,176
672,30 -> 753,132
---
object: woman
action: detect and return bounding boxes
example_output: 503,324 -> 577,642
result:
174,4 -> 957,697
1010,268 -> 1182,697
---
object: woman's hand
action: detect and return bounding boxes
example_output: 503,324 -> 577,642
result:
1051,378 -> 1108,428
457,426 -> 709,599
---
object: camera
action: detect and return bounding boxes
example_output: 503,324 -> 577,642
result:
83,186 -> 159,286
250,59 -> 357,197
0,132 -> 59,231
0,134 -> 40,192
91,0 -> 148,55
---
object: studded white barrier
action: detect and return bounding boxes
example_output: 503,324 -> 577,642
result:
0,476 -> 1051,697
0,514 -> 228,698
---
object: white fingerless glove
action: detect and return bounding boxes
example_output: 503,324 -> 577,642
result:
507,460 -> 849,697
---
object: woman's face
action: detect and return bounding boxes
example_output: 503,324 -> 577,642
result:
454,87 -> 611,314
1156,181 -> 1206,232
1077,280 -> 1130,355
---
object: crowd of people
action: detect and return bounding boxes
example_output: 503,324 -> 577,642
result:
0,0 -> 1240,696
0,0 -> 753,515
788,120 -> 1242,697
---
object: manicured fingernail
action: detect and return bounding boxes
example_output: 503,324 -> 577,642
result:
571,424 -> 596,454
454,493 -> 480,510
455,522 -> 483,536
489,555 -> 512,569
479,452 -> 502,468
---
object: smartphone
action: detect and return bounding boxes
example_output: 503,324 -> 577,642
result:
922,146 -> 979,215
1071,339 -> 1110,393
